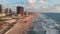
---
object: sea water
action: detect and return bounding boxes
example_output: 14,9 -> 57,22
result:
25,13 -> 60,34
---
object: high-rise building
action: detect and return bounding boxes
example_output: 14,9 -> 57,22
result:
0,4 -> 4,14
5,8 -> 9,14
0,5 -> 2,13
17,6 -> 24,16
0,4 -> 6,17
5,8 -> 12,15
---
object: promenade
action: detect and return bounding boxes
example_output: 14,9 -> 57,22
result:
5,14 -> 35,34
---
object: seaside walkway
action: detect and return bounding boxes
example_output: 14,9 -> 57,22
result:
5,14 -> 35,34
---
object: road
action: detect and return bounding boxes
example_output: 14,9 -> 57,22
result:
5,15 -> 35,34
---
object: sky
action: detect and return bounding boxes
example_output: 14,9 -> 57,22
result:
0,0 -> 60,13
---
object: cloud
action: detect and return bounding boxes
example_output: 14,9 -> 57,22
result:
40,5 -> 60,13
25,4 -> 38,10
28,0 -> 36,4
31,5 -> 38,9
28,0 -> 48,9
26,0 -> 38,10
25,0 -> 49,12
40,0 -> 48,5
38,0 -> 48,8
26,0 -> 60,13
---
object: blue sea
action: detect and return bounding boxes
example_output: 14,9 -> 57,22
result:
25,13 -> 60,34
44,13 -> 60,23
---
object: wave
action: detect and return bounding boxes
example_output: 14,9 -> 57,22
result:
25,13 -> 59,34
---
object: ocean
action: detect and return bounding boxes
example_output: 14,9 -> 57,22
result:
25,13 -> 60,34
44,13 -> 60,23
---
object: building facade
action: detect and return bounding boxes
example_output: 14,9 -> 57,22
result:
5,8 -> 12,15
17,6 -> 24,16
0,4 -> 4,14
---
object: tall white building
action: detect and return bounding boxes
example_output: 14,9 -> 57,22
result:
0,4 -> 4,14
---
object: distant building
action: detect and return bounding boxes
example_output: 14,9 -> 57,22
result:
9,9 -> 12,14
5,8 -> 12,15
17,6 -> 24,16
24,12 -> 28,16
0,4 -> 6,17
0,4 -> 4,14
0,5 -> 2,13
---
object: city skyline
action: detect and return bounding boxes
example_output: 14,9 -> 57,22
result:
0,0 -> 60,13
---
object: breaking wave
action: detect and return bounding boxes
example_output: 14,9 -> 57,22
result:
25,13 -> 59,34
